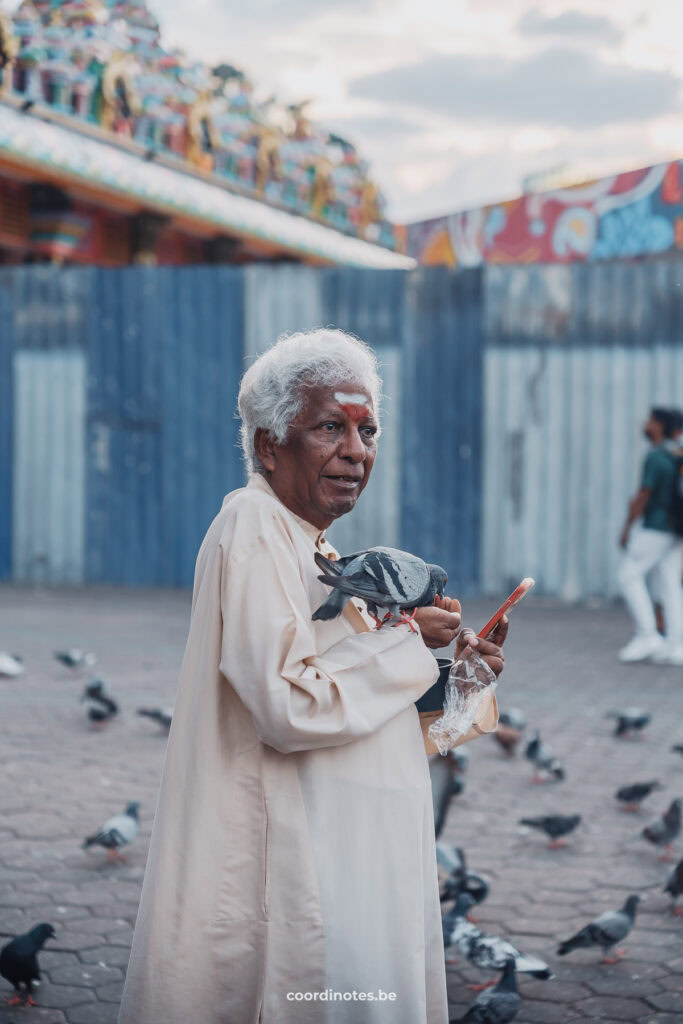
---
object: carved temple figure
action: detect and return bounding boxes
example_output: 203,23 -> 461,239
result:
358,179 -> 381,236
311,156 -> 334,217
253,123 -> 282,193
0,10 -> 18,94
187,92 -> 219,172
100,52 -> 139,134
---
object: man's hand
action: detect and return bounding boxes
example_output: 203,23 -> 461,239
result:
413,595 -> 461,649
619,526 -> 630,550
454,616 -> 508,678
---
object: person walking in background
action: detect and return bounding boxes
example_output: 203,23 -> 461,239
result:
618,407 -> 683,665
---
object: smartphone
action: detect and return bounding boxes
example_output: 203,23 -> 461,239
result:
477,577 -> 535,639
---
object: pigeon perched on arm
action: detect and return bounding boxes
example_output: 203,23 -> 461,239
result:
312,547 -> 447,629
518,814 -> 581,849
664,857 -> 683,915
615,780 -> 662,812
642,799 -> 681,861
82,802 -> 140,861
81,680 -> 118,727
525,731 -> 564,782
0,923 -> 55,1006
55,649 -> 96,671
443,894 -> 553,985
0,653 -> 24,678
557,895 -> 639,963
137,707 -> 173,731
453,958 -> 521,1024
606,708 -> 651,739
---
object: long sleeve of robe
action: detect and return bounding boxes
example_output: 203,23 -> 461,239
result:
117,474 -> 498,1024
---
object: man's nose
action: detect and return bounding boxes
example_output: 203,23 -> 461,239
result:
338,425 -> 366,462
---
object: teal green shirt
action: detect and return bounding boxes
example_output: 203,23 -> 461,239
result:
641,445 -> 677,532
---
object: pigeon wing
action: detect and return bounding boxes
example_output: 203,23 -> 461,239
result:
591,910 -> 630,944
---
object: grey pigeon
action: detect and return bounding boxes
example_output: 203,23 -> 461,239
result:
525,731 -> 564,782
81,680 -> 118,726
642,799 -> 681,860
437,844 -> 489,909
432,749 -> 468,839
519,814 -> 581,848
453,958 -> 521,1023
312,547 -> 447,627
55,648 -> 96,671
499,709 -> 526,731
615,780 -> 662,811
137,707 -> 173,731
0,923 -> 55,1006
443,894 -> 553,981
606,707 -> 651,738
0,652 -> 24,678
557,895 -> 639,962
664,857 -> 683,915
82,801 -> 140,860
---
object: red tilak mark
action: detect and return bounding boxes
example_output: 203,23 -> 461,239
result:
339,403 -> 370,422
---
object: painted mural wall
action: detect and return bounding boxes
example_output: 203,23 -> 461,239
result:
407,161 -> 683,267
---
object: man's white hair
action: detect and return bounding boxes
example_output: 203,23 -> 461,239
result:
238,328 -> 382,476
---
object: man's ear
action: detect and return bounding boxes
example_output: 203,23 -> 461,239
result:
254,427 -> 277,473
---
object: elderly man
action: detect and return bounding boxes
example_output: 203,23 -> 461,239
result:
118,329 -> 505,1024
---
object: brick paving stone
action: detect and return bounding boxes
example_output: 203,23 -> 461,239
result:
576,995 -> 651,1019
2,587 -> 683,1022
48,965 -> 122,989
645,992 -> 683,1012
65,1004 -> 120,1024
0,1008 -> 68,1024
94,981 -> 124,1003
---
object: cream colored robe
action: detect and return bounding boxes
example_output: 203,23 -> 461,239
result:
118,475 -> 498,1024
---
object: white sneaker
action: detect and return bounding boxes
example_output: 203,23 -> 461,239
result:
618,635 -> 665,663
650,644 -> 683,666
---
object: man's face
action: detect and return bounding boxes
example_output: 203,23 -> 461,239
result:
256,382 -> 378,530
643,415 -> 664,443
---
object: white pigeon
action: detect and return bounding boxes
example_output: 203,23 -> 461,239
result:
82,802 -> 140,861
0,653 -> 24,678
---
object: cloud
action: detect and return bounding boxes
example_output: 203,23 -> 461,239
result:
351,47 -> 682,128
517,8 -> 624,45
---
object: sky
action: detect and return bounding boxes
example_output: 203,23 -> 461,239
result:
15,0 -> 683,223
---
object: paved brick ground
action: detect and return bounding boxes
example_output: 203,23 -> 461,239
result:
0,583 -> 681,1023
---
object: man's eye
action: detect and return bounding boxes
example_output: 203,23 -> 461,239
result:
362,426 -> 377,438
322,422 -> 340,431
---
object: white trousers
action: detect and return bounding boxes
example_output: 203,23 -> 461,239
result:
618,526 -> 683,643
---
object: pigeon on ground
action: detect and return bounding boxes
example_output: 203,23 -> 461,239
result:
525,731 -> 564,782
664,857 -> 683,915
493,709 -> 526,758
443,894 -> 554,983
0,653 -> 24,678
453,958 -> 521,1024
312,547 -> 447,629
137,707 -> 173,731
81,680 -> 119,726
82,802 -> 140,860
437,844 -> 490,910
557,895 -> 639,963
642,799 -> 681,861
615,780 -> 662,812
0,924 -> 55,1006
55,648 -> 96,671
518,814 -> 581,848
606,708 -> 651,739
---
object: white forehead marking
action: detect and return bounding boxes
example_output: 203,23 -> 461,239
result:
334,392 -> 369,405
